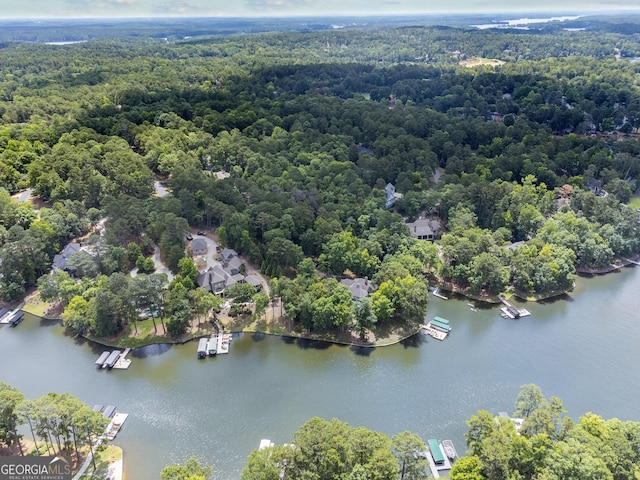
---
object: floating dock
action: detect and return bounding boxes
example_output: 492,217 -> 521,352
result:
208,335 -> 218,355
106,412 -> 129,440
259,439 -> 275,450
217,333 -> 232,354
113,348 -> 132,369
428,286 -> 449,300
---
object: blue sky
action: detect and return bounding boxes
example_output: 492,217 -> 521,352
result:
0,0 -> 638,18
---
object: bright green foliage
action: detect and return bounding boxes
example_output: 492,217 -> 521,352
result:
391,431 -> 429,480
460,385 -> 640,480
160,456 -> 212,480
242,417 -> 401,480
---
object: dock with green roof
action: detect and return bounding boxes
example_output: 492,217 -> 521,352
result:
421,316 -> 452,340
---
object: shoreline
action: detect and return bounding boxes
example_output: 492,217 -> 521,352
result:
434,255 -> 639,305
20,257 -> 638,351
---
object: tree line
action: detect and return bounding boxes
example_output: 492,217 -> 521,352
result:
0,382 -> 106,470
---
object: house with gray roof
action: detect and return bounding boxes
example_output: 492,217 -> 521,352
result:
384,183 -> 403,209
340,277 -> 377,300
52,243 -> 81,272
405,218 -> 441,241
191,238 -> 207,256
197,247 -> 247,294
197,265 -> 242,294
219,248 -> 238,263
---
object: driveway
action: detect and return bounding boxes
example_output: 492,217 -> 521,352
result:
154,181 -> 169,198
130,244 -> 174,283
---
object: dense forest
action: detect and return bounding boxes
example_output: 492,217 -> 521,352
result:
1,19 -> 640,338
235,384 -> 640,480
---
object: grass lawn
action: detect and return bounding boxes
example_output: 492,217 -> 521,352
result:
79,445 -> 122,480
628,196 -> 640,210
87,318 -> 214,348
21,294 -> 52,317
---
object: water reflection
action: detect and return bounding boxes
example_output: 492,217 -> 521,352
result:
349,345 -> 375,356
134,343 -> 173,358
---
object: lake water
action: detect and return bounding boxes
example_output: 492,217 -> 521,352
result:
1,266 -> 639,479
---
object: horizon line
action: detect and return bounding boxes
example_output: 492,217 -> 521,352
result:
1,9 -> 640,21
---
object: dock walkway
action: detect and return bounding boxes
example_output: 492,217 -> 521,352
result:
498,296 -> 531,319
113,348 -> 132,369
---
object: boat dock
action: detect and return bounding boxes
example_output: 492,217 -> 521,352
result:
425,439 -> 457,478
0,304 -> 25,325
197,338 -> 208,358
113,348 -> 132,369
106,412 -> 129,440
499,296 -> 531,319
259,439 -> 275,450
429,286 -> 449,300
421,316 -> 452,340
199,333 -> 233,358
95,349 -> 132,370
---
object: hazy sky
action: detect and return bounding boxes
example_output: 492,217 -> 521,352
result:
0,0 -> 638,18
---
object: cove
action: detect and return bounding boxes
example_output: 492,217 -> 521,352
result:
1,266 -> 639,480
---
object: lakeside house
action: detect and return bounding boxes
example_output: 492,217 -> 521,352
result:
196,248 -> 250,295
340,277 -> 377,300
405,218 -> 441,241
52,242 -> 81,272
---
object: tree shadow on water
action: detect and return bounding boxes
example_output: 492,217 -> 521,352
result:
293,338 -> 332,350
400,332 -> 427,349
133,343 -> 172,358
252,332 -> 266,342
350,345 -> 375,356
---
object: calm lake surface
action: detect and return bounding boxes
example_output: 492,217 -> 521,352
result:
1,266 -> 639,479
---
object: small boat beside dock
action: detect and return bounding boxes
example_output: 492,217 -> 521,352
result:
442,439 -> 458,461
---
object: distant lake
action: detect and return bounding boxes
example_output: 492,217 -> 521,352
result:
472,15 -> 581,29
44,40 -> 88,45
1,266 -> 639,479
